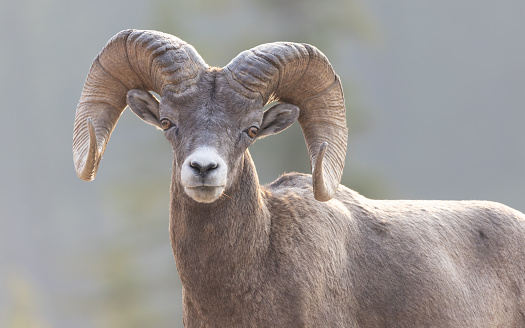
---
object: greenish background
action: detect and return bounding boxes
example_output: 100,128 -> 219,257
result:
1,0 -> 524,326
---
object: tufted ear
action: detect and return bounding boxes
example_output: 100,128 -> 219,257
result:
257,103 -> 300,138
126,89 -> 161,129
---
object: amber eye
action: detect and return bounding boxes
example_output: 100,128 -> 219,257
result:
246,126 -> 259,139
160,118 -> 172,130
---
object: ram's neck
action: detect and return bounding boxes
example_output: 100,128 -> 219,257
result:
169,150 -> 270,300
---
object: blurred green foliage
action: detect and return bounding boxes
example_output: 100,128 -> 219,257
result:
4,270 -> 50,328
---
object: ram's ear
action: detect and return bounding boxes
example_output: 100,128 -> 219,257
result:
258,103 -> 300,138
126,89 -> 161,129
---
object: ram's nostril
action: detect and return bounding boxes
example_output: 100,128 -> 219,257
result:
190,160 -> 218,173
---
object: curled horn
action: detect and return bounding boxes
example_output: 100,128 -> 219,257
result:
73,29 -> 206,181
224,42 -> 348,201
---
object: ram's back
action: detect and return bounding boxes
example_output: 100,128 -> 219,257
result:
264,172 -> 525,327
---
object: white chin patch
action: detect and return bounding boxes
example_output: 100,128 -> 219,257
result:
181,147 -> 228,203
184,186 -> 225,203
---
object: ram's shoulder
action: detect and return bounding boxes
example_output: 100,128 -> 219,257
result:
265,172 -> 313,192
264,172 -> 358,200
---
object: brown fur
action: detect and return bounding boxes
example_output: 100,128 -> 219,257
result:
169,152 -> 525,327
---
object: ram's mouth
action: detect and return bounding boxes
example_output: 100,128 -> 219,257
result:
184,185 -> 225,203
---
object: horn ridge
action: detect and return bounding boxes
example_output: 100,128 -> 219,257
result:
225,42 -> 347,201
73,30 -> 206,181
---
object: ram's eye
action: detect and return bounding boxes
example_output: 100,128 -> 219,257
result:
160,118 -> 172,130
246,126 -> 259,139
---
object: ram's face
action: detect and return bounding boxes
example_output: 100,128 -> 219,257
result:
126,71 -> 299,203
161,74 -> 264,203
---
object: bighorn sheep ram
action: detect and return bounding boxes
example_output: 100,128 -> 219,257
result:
73,29 -> 525,327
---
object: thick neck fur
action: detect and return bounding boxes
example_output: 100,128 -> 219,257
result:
169,150 -> 271,315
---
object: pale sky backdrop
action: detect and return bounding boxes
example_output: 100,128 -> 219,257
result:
1,0 -> 524,326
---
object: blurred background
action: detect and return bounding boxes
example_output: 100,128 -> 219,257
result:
1,0 -> 524,326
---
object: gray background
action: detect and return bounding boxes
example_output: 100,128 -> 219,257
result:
2,0 -> 524,326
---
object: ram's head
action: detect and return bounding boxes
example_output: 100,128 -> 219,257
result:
73,30 -> 347,202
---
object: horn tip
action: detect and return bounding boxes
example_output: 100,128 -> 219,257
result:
313,142 -> 337,202
73,117 -> 99,182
